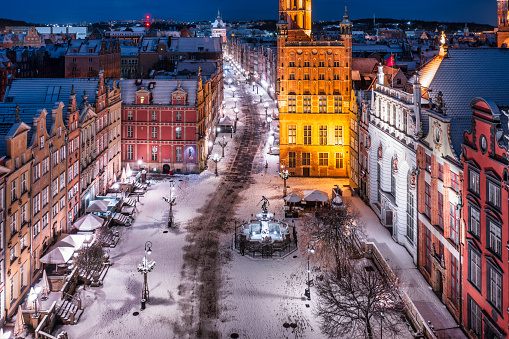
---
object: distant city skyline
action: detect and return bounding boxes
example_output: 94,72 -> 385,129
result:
2,0 -> 496,26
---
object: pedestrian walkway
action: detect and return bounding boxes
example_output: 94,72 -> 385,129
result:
353,197 -> 466,339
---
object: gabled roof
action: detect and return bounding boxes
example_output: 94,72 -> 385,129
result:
120,79 -> 198,106
412,48 -> 509,157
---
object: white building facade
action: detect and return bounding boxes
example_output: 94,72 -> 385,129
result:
368,66 -> 423,262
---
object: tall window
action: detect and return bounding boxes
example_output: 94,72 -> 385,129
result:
319,96 -> 327,113
469,169 -> 480,195
288,152 -> 296,168
335,153 -> 344,169
450,171 -> 459,192
127,111 -> 133,120
176,111 -> 182,121
10,180 -> 17,202
303,126 -> 311,145
302,152 -> 310,166
151,111 -> 157,121
127,145 -> 133,160
176,127 -> 182,139
319,153 -> 328,166
42,186 -> 49,207
425,229 -> 432,273
175,147 -> 182,162
288,96 -> 296,113
425,154 -> 431,172
406,190 -> 414,242
449,203 -> 459,245
21,172 -> 27,193
468,245 -> 482,290
42,157 -> 49,175
438,163 -> 444,181
391,158 -> 396,196
10,211 -> 17,235
334,126 -> 343,145
288,125 -> 296,144
33,193 -> 41,216
151,146 -> 158,161
487,180 -> 501,209
151,126 -> 157,139
487,264 -> 503,312
425,183 -> 431,218
450,256 -> 459,307
127,126 -> 133,138
303,96 -> 311,113
467,296 -> 482,337
377,163 -> 381,203
468,205 -> 480,238
319,126 -> 327,145
487,218 -> 502,256
20,204 -> 26,225
438,192 -> 444,228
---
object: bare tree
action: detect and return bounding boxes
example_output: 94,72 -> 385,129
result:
299,200 -> 363,278
74,243 -> 105,289
94,225 -> 115,247
315,259 -> 405,339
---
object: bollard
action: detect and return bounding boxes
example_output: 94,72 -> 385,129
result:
141,298 -> 146,310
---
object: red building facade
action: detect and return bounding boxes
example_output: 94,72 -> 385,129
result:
462,97 -> 509,339
120,74 -> 222,174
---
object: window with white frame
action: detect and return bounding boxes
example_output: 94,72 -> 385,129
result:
127,126 -> 133,138
176,147 -> 182,162
60,145 -> 66,161
21,172 -> 27,193
469,168 -> 480,195
40,135 -> 44,149
52,203 -> 58,217
151,111 -> 157,121
52,151 -> 58,166
33,163 -> 41,181
288,125 -> 296,144
10,180 -> 17,202
176,127 -> 182,139
127,145 -> 133,160
334,126 -> 343,145
487,217 -> 502,257
151,146 -> 158,161
319,153 -> 328,166
467,296 -> 482,337
151,126 -> 157,139
52,179 -> 58,197
42,186 -> 49,207
176,111 -> 182,121
127,111 -> 133,120
33,193 -> 41,216
468,205 -> 480,238
10,211 -> 17,235
59,173 -> 65,190
33,221 -> 40,238
487,263 -> 503,312
42,212 -> 49,229
42,157 -> 49,175
487,179 -> 501,209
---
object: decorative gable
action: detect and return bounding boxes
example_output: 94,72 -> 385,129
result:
171,82 -> 187,106
135,87 -> 151,105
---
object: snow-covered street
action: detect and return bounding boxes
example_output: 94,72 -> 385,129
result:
52,62 -> 415,339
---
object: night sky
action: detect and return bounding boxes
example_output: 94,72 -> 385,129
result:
2,0 -> 497,25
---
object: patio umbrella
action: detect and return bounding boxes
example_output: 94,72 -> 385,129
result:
126,163 -> 132,176
14,305 -> 24,335
86,200 -> 109,213
40,247 -> 75,264
121,167 -> 127,182
303,190 -> 329,202
55,234 -> 87,250
73,214 -> 104,231
284,193 -> 302,203
41,270 -> 51,296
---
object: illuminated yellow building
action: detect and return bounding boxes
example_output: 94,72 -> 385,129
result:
497,0 -> 509,47
277,2 -> 352,177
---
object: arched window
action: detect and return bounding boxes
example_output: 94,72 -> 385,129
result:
391,157 -> 397,196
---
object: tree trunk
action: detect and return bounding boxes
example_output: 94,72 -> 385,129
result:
366,319 -> 373,339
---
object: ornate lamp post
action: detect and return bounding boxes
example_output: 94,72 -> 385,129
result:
138,241 -> 155,308
305,244 -> 315,300
279,166 -> 289,197
234,108 -> 239,132
138,157 -> 143,172
29,286 -> 42,318
228,78 -> 232,88
212,154 -> 222,177
232,87 -> 236,98
163,181 -> 176,227
267,116 -> 272,130
264,102 -> 269,119
217,135 -> 228,158
233,97 -> 238,108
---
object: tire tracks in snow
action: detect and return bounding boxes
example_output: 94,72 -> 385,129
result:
175,84 -> 263,338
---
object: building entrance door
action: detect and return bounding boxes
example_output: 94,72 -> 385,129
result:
303,168 -> 310,176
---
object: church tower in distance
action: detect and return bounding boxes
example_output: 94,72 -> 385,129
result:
497,0 -> 509,47
277,0 -> 352,177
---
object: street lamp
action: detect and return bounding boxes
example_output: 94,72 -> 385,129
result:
305,244 -> 315,300
163,181 -> 176,227
228,78 -> 232,88
232,87 -> 236,98
267,116 -> 272,130
138,241 -> 155,308
233,97 -> 238,108
234,108 -> 239,121
138,157 -> 143,172
279,166 -> 289,197
212,154 -> 222,177
217,135 -> 228,158
264,102 -> 269,119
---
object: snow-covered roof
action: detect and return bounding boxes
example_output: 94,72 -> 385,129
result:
168,37 -> 221,52
119,79 -> 198,106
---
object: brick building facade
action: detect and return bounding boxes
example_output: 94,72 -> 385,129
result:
277,2 -> 352,177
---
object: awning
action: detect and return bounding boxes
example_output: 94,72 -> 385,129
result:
303,190 -> 329,202
73,214 -> 104,231
86,200 -> 109,213
40,247 -> 74,264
